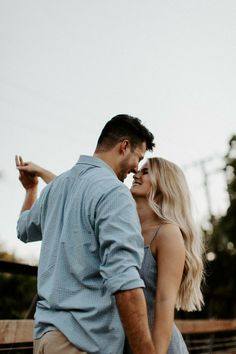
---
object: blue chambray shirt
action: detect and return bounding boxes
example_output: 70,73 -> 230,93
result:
17,155 -> 145,354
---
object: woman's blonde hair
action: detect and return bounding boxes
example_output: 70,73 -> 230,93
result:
147,157 -> 204,311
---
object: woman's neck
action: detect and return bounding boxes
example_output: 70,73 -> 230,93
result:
134,197 -> 161,233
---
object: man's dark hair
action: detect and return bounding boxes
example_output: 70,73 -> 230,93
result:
96,114 -> 155,152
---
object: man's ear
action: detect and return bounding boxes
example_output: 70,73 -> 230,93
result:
119,140 -> 130,155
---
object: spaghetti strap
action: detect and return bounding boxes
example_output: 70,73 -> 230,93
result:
149,224 -> 164,245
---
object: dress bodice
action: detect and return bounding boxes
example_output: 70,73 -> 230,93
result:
123,240 -> 189,354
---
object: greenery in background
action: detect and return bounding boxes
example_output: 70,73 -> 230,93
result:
178,134 -> 236,320
0,250 -> 37,319
203,134 -> 236,318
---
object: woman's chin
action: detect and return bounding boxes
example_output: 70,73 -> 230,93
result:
130,188 -> 145,199
130,186 -> 136,194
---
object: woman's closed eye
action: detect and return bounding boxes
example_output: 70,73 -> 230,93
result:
141,168 -> 149,175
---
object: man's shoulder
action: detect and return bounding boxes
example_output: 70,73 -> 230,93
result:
48,161 -> 130,199
84,166 -> 126,194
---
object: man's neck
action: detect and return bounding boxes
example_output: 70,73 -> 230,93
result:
94,151 -> 119,176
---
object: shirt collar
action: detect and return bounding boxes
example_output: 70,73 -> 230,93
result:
76,155 -> 117,178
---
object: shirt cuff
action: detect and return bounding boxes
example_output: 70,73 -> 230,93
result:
104,268 -> 145,295
17,211 -> 29,243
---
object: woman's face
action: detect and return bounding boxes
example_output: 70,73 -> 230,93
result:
130,162 -> 152,198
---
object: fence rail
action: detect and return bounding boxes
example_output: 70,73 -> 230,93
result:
177,319 -> 236,334
1,319 -> 236,353
0,260 -> 37,276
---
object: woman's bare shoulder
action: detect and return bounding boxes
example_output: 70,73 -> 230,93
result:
154,223 -> 184,248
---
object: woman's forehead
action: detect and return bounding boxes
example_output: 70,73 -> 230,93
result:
140,162 -> 148,170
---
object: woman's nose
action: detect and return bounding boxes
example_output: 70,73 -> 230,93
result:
133,171 -> 141,180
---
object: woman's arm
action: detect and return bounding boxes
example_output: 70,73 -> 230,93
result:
15,155 -> 57,184
151,224 -> 185,354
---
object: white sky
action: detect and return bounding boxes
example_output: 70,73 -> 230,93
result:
0,0 -> 235,264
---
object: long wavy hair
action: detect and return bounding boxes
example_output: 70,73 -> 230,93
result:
147,157 -> 204,311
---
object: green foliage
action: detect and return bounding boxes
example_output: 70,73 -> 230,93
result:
204,252 -> 236,318
0,249 -> 37,319
227,135 -> 236,201
177,134 -> 236,320
0,273 -> 37,319
203,134 -> 236,318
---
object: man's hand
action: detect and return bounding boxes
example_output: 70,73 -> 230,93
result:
15,155 -> 56,184
115,288 -> 155,354
15,155 -> 39,190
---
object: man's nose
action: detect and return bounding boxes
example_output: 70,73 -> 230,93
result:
133,166 -> 138,174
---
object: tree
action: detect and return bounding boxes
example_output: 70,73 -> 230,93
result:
177,134 -> 236,320
0,248 -> 37,319
204,134 -> 236,318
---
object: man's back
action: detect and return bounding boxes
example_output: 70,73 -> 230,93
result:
17,155 -> 145,354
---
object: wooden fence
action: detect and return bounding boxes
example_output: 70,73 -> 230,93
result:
1,319 -> 236,353
1,260 -> 236,353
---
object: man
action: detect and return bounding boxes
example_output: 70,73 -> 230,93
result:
16,114 -> 155,354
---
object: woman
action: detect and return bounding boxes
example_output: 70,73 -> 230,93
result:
15,156 -> 204,354
126,158 -> 204,353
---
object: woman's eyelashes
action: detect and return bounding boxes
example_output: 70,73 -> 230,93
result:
141,168 -> 148,175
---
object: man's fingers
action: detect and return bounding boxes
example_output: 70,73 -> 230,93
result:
15,155 -> 20,167
19,156 -> 24,166
19,169 -> 25,176
17,165 -> 30,172
15,155 -> 26,167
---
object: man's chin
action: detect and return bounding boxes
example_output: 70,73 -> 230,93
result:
117,173 -> 127,182
118,176 -> 125,182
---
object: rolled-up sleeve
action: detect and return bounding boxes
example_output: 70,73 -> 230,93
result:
17,199 -> 43,243
95,185 -> 145,295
